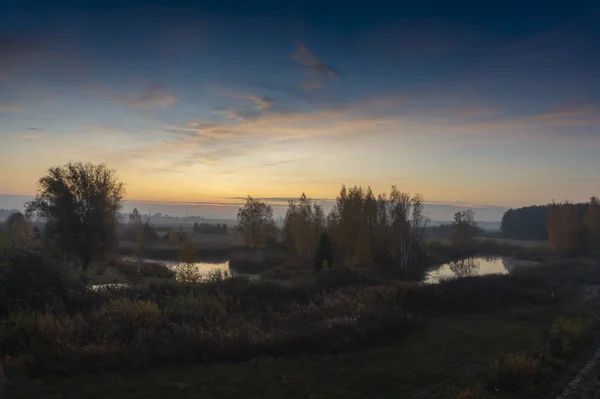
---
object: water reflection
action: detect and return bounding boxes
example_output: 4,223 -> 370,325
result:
448,258 -> 480,278
425,256 -> 510,284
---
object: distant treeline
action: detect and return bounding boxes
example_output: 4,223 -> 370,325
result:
116,212 -> 209,223
501,203 -> 590,241
193,222 -> 228,235
427,223 -> 484,239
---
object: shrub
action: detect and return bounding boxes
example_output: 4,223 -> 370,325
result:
581,379 -> 600,399
174,262 -> 204,284
90,299 -> 163,342
548,315 -> 586,357
164,294 -> 227,325
486,353 -> 539,392
0,250 -> 87,318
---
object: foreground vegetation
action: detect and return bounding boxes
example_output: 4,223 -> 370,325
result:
2,246 -> 600,397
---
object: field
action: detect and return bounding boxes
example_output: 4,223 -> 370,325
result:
10,298 -> 600,398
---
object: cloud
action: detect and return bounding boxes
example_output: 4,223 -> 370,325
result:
105,83 -> 176,111
23,127 -> 44,131
0,105 -> 22,112
292,44 -> 340,90
19,133 -> 44,140
101,87 -> 600,177
229,93 -> 275,110
217,154 -> 320,175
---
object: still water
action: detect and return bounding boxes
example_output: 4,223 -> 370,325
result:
158,258 -> 231,277
424,256 -> 536,284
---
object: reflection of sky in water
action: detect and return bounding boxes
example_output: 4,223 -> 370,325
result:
123,256 -> 231,280
425,257 -> 509,284
161,259 -> 230,276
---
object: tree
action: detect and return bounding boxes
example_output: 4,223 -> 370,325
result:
175,238 -> 203,283
584,196 -> 600,252
548,201 -> 586,253
283,193 -> 325,259
451,210 -> 477,247
314,231 -> 333,272
236,196 -> 276,248
326,185 -> 427,273
128,208 -> 155,275
25,162 -> 125,276
5,212 -> 32,247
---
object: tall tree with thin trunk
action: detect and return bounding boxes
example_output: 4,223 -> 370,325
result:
25,162 -> 125,276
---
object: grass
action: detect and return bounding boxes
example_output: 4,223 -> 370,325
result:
8,305 -> 586,399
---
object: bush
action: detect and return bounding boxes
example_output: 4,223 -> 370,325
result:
548,315 -> 586,358
174,262 -> 204,283
487,353 -> 540,392
164,294 -> 227,325
0,250 -> 87,318
90,299 -> 163,342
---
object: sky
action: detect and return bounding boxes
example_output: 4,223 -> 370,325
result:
1,0 -> 599,221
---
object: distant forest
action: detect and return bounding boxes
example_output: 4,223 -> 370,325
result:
3,201 -> 596,243
501,203 -> 591,241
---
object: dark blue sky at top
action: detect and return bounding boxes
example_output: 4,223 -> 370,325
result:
1,0 -> 596,33
2,0 -> 598,132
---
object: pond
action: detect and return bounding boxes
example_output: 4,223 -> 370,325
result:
424,256 -> 539,284
157,258 -> 231,277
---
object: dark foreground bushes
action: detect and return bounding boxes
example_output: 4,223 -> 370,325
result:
0,283 -> 415,376
0,249 -> 593,378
